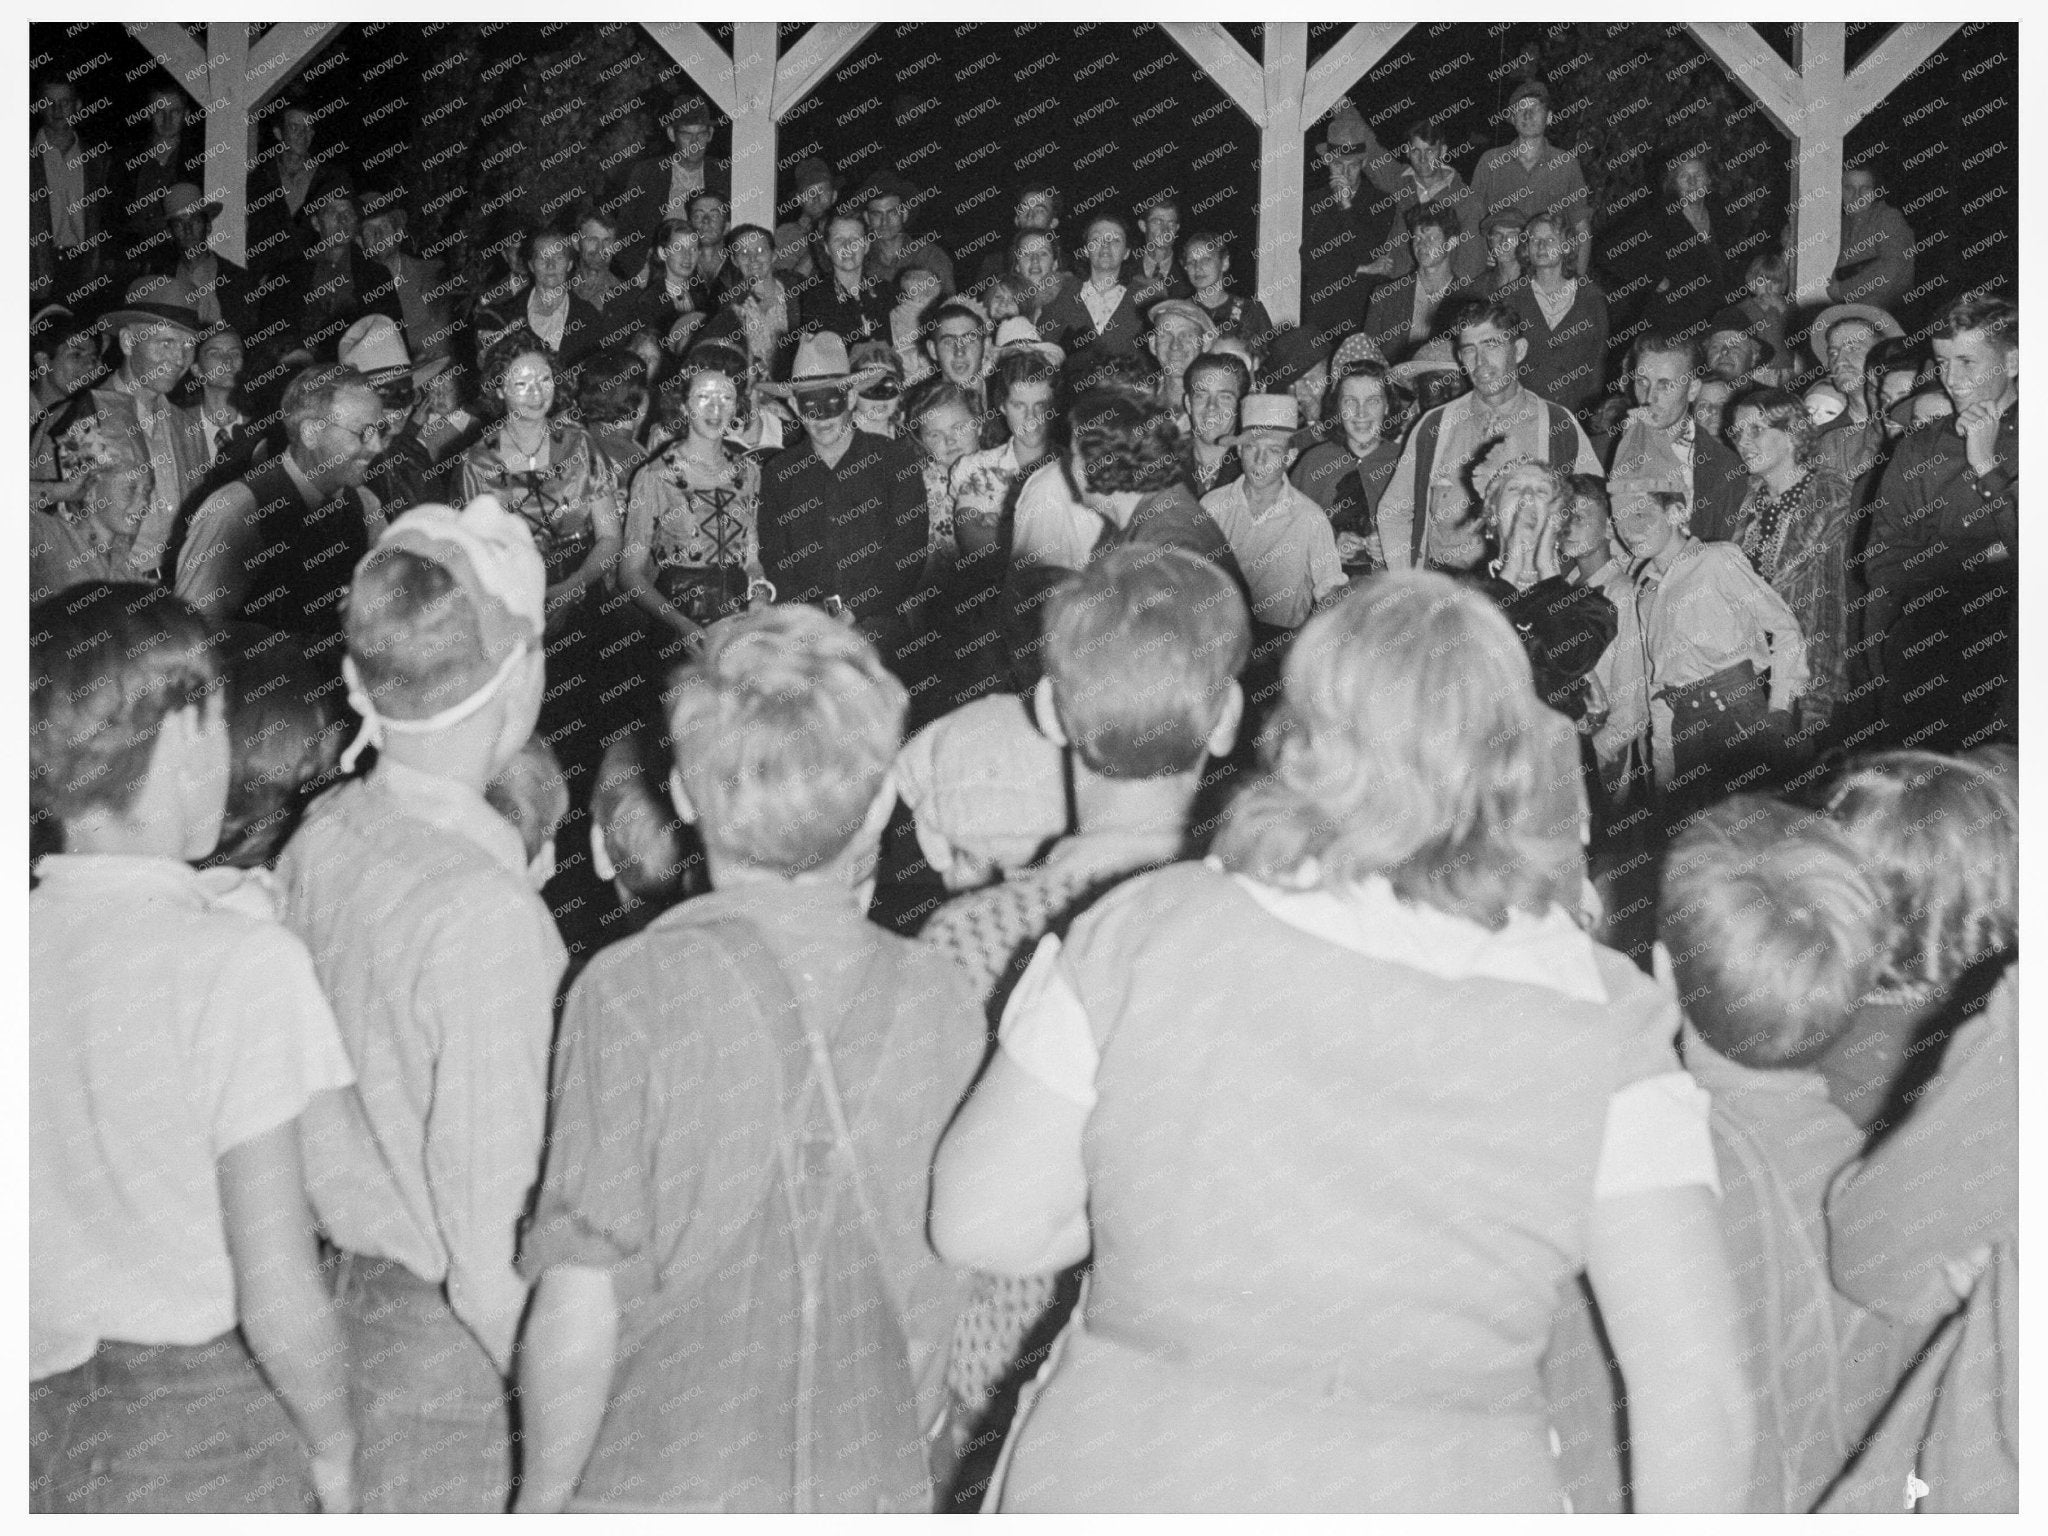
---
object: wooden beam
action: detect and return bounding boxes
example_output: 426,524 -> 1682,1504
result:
772,22 -> 876,120
1303,22 -> 1414,126
730,22 -> 778,229
125,22 -> 209,104
204,24 -> 251,265
1159,22 -> 1266,125
1687,22 -> 1803,135
1843,21 -> 1962,129
247,22 -> 345,109
640,22 -> 739,118
1256,25 -> 1309,328
1788,24 -> 1848,306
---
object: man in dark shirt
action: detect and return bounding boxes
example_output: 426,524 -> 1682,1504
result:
1069,385 -> 1246,596
757,335 -> 932,675
1299,105 -> 1404,354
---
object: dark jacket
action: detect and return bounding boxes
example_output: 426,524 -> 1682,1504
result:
1507,280 -> 1611,415
30,131 -> 116,297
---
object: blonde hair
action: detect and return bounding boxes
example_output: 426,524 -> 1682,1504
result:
665,605 -> 907,874
1215,571 -> 1582,927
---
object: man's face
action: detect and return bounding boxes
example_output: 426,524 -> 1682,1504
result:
358,212 -> 404,262
312,383 -> 389,487
1561,495 -> 1610,565
1933,329 -> 2017,414
149,91 -> 186,141
1633,348 -> 1698,431
311,197 -> 359,247
1151,316 -> 1205,380
1323,144 -> 1364,194
1188,369 -> 1242,445
1826,320 -> 1881,395
1508,94 -> 1548,139
731,231 -> 774,286
528,235 -> 574,293
1877,366 -> 1919,417
865,195 -> 905,242
662,229 -> 701,278
1142,205 -> 1180,251
1085,222 -> 1126,274
932,317 -> 986,387
1404,134 -> 1445,180
1014,233 -> 1056,287
171,210 -> 211,260
1610,491 -> 1677,562
797,179 -> 835,219
1455,319 -> 1523,396
689,197 -> 728,247
669,117 -> 713,166
1239,433 -> 1288,489
1842,168 -> 1879,216
194,333 -> 244,390
797,391 -> 853,450
898,268 -> 941,310
44,333 -> 104,396
1015,191 -> 1056,231
121,322 -> 197,395
1002,379 -> 1054,447
1411,223 -> 1450,270
1523,219 -> 1565,271
1487,224 -> 1522,269
826,219 -> 868,276
1705,329 -> 1758,383
278,109 -> 314,158
1183,239 -> 1225,293
576,219 -> 617,272
42,82 -> 78,134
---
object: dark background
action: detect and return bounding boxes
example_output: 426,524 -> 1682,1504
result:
30,19 -> 2017,336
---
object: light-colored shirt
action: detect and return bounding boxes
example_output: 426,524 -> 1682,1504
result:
39,132 -> 88,250
1377,385 -> 1602,570
1585,554 -> 1652,765
31,854 -> 355,1379
999,867 -> 1717,1200
1638,538 -> 1807,704
1010,457 -> 1103,573
1078,278 -> 1128,336
663,157 -> 707,224
279,759 -> 566,1373
1531,277 -> 1578,329
950,439 -> 1029,535
526,289 -> 568,351
94,376 -> 209,578
1201,476 -> 1346,628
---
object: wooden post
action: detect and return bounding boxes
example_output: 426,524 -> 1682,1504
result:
1788,25 -> 1847,308
1258,27 -> 1309,330
731,23 -> 778,229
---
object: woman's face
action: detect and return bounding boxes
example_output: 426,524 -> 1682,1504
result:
1490,462 -> 1563,563
1014,234 -> 1056,288
731,232 -> 774,286
916,400 -> 980,468
1337,374 -> 1388,454
1487,225 -> 1521,269
685,369 -> 739,441
1729,406 -> 1795,479
1183,239 -> 1225,293
499,351 -> 555,422
528,236 -> 574,294
985,284 -> 1021,322
898,269 -> 941,311
662,230 -> 700,280
1002,379 -> 1054,450
45,334 -> 104,396
1524,219 -> 1564,272
1086,221 -> 1127,276
1672,158 -> 1712,206
852,391 -> 901,433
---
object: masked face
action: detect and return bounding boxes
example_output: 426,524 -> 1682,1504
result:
685,370 -> 738,440
498,352 -> 556,424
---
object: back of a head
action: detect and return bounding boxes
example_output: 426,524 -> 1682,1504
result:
1662,796 -> 1886,1069
1824,750 -> 2018,991
485,733 -> 571,864
1069,384 -> 1184,495
592,725 -> 690,904
1043,546 -> 1250,778
665,605 -> 908,875
346,547 -> 491,722
576,348 -> 650,429
208,626 -> 347,869
1216,571 -> 1581,927
32,584 -> 220,846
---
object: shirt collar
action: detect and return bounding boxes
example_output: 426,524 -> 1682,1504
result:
1226,867 -> 1608,1003
33,852 -> 209,905
369,757 -> 530,878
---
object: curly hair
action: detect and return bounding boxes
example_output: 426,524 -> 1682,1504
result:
1214,571 -> 1585,927
1069,385 -> 1186,495
1728,383 -> 1818,468
1823,749 -> 2018,990
479,327 -> 553,400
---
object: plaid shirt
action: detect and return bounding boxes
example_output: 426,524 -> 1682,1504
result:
1731,466 -> 1854,718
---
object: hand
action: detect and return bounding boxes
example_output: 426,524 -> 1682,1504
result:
1943,1242 -> 1994,1300
1334,531 -> 1372,564
1358,255 -> 1396,278
1956,400 -> 2003,474
309,1445 -> 359,1513
1533,501 -> 1564,582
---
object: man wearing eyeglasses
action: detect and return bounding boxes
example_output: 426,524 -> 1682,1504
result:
175,362 -> 389,658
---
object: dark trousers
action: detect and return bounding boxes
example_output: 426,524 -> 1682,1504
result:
30,1332 -> 315,1514
1661,661 -> 1782,824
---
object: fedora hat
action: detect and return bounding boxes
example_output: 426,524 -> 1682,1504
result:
758,331 -> 888,398
104,277 -> 202,338
791,156 -> 839,194
1320,105 -> 1373,160
339,314 -> 452,387
162,182 -> 222,223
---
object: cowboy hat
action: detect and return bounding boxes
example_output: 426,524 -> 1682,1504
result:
757,331 -> 888,398
339,314 -> 453,387
1807,302 -> 1905,367
103,277 -> 202,338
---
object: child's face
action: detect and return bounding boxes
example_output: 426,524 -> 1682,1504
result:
899,270 -> 940,310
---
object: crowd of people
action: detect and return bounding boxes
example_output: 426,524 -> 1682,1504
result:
28,57 -> 2017,1515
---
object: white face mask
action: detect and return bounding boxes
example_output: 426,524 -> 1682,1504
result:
339,644 -> 528,774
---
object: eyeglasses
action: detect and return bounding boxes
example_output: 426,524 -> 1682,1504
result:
327,417 -> 388,449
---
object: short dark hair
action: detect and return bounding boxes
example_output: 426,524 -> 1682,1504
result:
655,217 -> 697,252
1185,351 -> 1252,399
204,627 -> 345,869
684,188 -> 728,220
1070,385 -> 1185,494
1404,202 -> 1463,245
520,223 -> 575,269
1630,329 -> 1704,375
1014,179 -> 1064,218
992,348 -> 1060,403
345,548 -> 491,722
1446,295 -> 1523,343
1930,293 -> 2018,350
32,583 -> 221,832
575,348 -> 650,428
1661,796 -> 1885,1069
